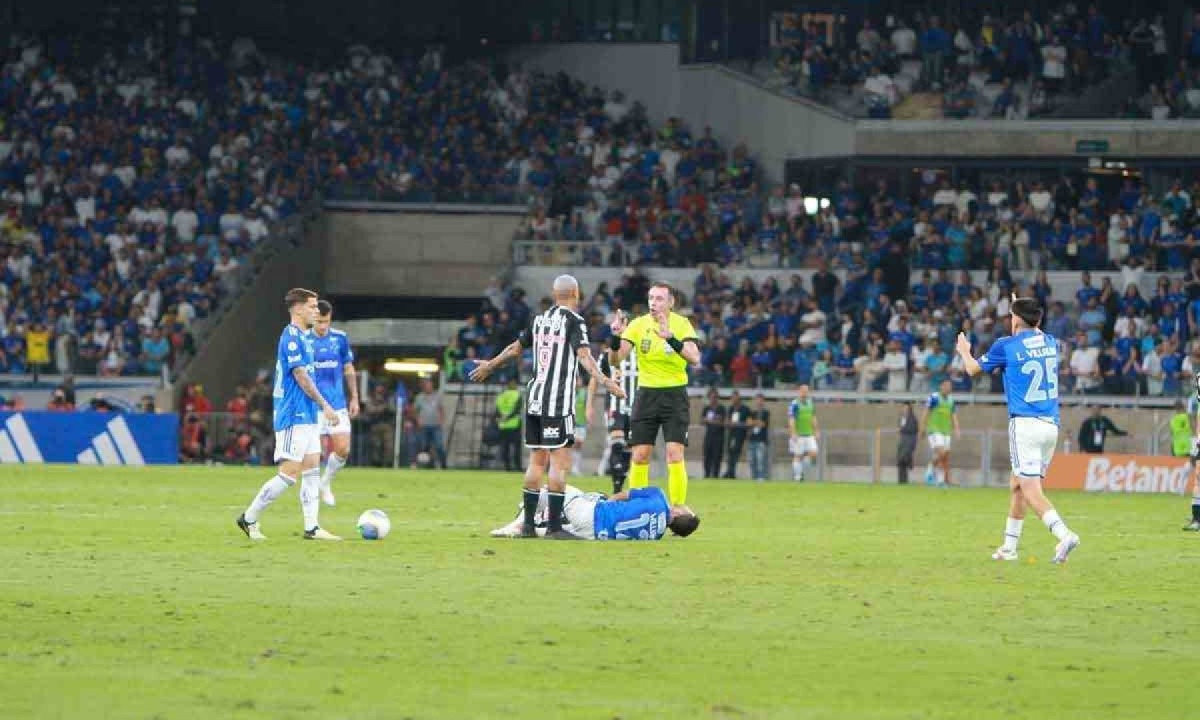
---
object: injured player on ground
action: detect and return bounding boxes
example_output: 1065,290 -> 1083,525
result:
491,484 -> 700,540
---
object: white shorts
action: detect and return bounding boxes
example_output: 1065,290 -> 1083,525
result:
318,409 -> 351,436
1008,417 -> 1058,479
789,435 -> 818,456
274,424 -> 321,462
563,487 -> 600,538
528,485 -> 599,539
928,433 -> 952,452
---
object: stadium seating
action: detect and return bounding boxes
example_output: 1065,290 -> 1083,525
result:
452,260 -> 1200,399
0,35 -> 317,376
750,5 -> 1161,120
485,153 -> 1200,398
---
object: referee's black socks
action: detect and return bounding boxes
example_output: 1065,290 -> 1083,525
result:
547,491 -> 565,532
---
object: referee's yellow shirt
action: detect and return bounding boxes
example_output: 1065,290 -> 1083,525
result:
621,312 -> 697,388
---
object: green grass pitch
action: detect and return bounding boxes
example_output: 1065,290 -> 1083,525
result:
2,464 -> 1197,719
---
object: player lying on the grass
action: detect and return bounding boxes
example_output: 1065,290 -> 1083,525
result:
491,484 -> 700,540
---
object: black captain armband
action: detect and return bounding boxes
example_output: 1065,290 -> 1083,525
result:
666,336 -> 685,353
609,334 -> 622,351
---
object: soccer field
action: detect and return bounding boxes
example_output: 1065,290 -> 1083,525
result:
2,465 -> 1196,719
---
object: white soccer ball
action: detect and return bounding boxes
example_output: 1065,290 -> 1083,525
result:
356,509 -> 391,540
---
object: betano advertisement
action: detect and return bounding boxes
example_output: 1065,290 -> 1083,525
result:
1044,453 -> 1193,494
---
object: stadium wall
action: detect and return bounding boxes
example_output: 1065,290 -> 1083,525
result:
856,119 -> 1200,157
321,211 -> 520,297
505,43 -> 682,129
675,64 -> 855,176
180,221 -> 327,406
506,44 -> 1200,169
504,45 -> 854,182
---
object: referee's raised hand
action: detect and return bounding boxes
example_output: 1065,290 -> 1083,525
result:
652,309 -> 672,338
609,309 -> 628,335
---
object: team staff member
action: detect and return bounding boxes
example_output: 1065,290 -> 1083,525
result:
700,389 -> 727,479
724,391 -> 749,479
609,283 -> 701,506
495,378 -> 523,472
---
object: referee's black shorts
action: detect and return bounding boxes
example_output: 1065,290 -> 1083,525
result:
630,386 -> 690,446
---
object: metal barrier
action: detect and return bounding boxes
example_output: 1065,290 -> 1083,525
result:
512,240 -> 609,267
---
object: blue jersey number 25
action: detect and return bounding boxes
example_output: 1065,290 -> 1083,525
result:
1020,358 -> 1059,402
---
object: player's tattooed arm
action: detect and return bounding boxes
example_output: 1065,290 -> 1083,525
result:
577,347 -> 625,399
470,339 -> 523,381
293,367 -> 337,424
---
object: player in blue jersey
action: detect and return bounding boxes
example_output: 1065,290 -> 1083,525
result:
956,296 -> 1080,564
237,288 -> 342,541
490,484 -> 700,540
312,300 -> 359,507
1183,377 -> 1200,531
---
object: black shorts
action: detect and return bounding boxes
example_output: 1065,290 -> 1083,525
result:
606,412 -> 630,439
630,387 -> 690,446
524,414 -> 575,449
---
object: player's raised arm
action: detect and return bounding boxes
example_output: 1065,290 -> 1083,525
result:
654,310 -> 701,365
956,333 -> 983,377
470,338 -> 524,382
608,310 -> 632,365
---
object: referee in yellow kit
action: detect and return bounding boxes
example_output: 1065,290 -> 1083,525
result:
608,282 -> 701,506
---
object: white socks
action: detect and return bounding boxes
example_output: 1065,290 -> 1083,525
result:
1042,509 -> 1071,541
244,473 -> 294,524
1002,517 -> 1023,552
792,459 -> 804,480
300,468 -> 321,531
322,452 -> 346,491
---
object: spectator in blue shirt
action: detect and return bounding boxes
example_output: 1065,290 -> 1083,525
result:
921,16 -> 951,88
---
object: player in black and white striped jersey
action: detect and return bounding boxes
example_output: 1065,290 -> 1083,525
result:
470,275 -> 624,539
587,311 -> 638,493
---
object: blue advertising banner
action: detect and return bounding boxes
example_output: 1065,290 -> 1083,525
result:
0,411 -> 179,465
